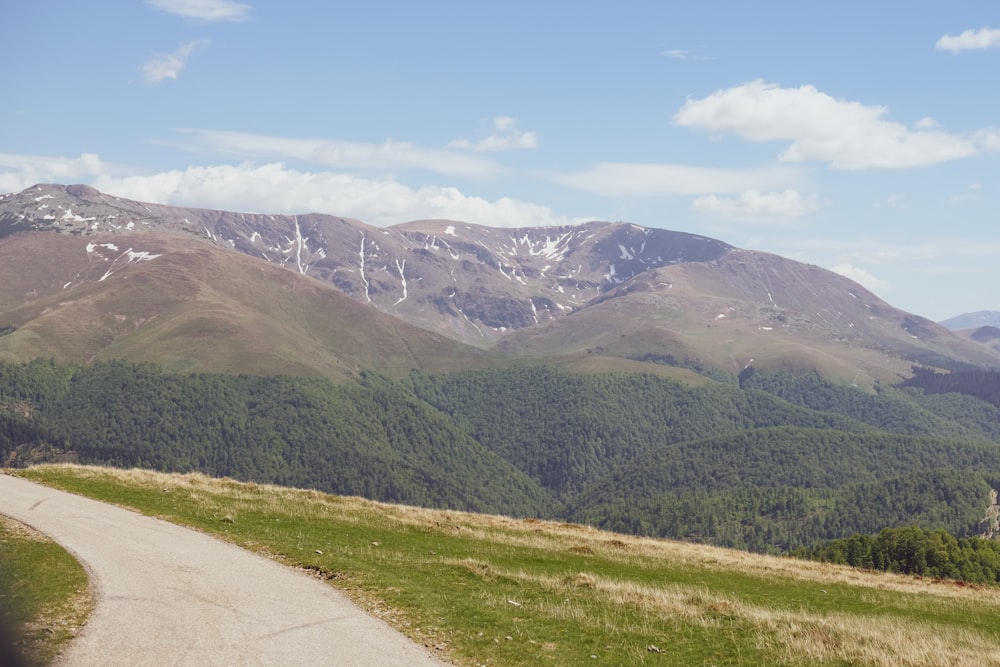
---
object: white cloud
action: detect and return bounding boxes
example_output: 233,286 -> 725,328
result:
661,49 -> 715,61
673,80 -> 992,169
787,236 -> 1000,270
936,26 -> 1000,52
51,161 -> 572,228
448,117 -> 538,152
831,263 -> 891,295
169,128 -> 503,177
546,161 -> 802,197
141,39 -> 208,85
0,151 -> 581,227
976,128 -> 1000,152
873,194 -> 905,209
692,189 -> 820,220
949,182 -> 983,204
146,0 -> 251,22
0,153 -> 112,192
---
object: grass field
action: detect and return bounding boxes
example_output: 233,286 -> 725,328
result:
13,464 -> 1000,666
0,512 -> 90,666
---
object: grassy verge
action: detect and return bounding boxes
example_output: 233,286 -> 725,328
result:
18,464 -> 1000,666
0,513 -> 91,666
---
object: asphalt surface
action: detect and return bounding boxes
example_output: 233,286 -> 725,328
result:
0,473 -> 450,666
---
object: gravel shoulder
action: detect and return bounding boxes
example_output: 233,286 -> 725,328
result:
0,473 -> 450,666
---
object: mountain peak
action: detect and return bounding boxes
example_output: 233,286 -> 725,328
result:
2,183 -> 999,379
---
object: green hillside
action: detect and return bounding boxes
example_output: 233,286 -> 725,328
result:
3,359 -> 1000,554
408,366 -> 1000,550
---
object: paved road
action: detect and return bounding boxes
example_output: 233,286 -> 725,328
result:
0,473 -> 450,666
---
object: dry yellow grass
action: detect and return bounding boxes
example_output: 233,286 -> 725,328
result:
0,513 -> 49,542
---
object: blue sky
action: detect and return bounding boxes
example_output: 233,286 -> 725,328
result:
2,1 -> 999,322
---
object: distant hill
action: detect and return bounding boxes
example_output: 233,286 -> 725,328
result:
940,311 -> 1000,330
939,312 -> 1000,356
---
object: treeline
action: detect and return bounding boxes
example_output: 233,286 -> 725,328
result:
3,359 -> 1000,555
794,525 -> 1000,585
900,367 -> 1000,408
0,411 -> 70,467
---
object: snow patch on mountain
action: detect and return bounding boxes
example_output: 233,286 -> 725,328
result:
127,249 -> 160,262
293,217 -> 308,274
509,230 -> 575,262
61,208 -> 97,223
394,258 -> 408,305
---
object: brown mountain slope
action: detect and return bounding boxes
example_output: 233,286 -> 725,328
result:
494,249 -> 1000,385
952,325 -> 1000,355
2,183 -> 998,381
0,185 -> 734,345
0,230 -> 485,378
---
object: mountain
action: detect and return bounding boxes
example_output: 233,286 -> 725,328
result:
0,195 -> 485,378
6,184 -> 1000,552
2,183 -> 999,381
938,312 -> 1000,357
940,310 -> 1000,330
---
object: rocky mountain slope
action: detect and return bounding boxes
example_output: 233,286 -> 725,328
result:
2,183 -> 998,381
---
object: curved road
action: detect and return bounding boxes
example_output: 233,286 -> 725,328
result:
0,473 -> 450,666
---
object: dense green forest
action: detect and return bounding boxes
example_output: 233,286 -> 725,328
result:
408,367 -> 1000,551
0,359 -> 554,517
795,525 -> 1000,585
2,359 -> 1000,555
900,366 -> 1000,408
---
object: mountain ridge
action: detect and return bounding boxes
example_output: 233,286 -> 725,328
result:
2,183 -> 998,380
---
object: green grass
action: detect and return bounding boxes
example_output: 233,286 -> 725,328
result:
0,513 -> 90,666
16,464 -> 1000,666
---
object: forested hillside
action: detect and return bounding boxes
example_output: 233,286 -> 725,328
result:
900,367 -> 1000,408
797,525 -> 1000,585
0,359 -> 554,516
2,359 -> 1000,553
408,367 -> 1000,551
